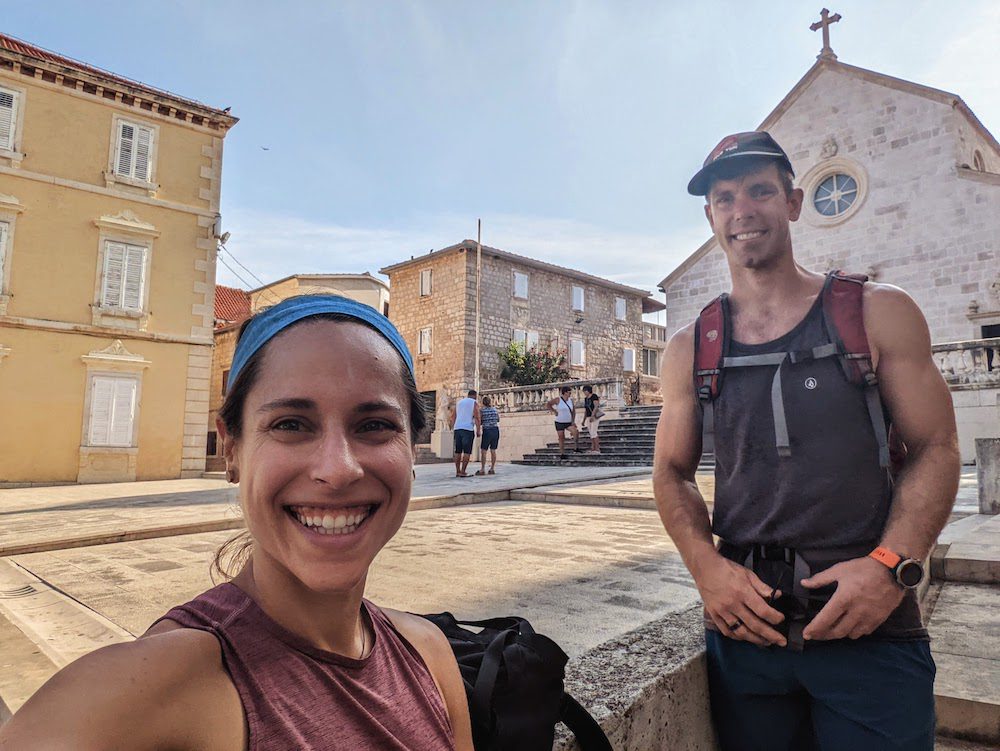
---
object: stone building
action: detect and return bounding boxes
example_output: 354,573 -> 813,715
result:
0,33 -> 236,484
657,39 -> 1000,461
206,274 -> 389,469
381,239 -> 664,442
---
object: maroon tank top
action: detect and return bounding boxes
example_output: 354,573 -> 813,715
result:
152,583 -> 455,750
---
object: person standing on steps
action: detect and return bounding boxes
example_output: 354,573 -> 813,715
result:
475,395 -> 500,475
546,386 -> 581,460
450,389 -> 480,478
653,131 -> 960,750
582,385 -> 604,454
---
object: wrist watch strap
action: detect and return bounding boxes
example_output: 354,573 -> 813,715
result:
868,546 -> 902,569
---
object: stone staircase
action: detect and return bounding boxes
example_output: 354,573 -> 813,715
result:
414,443 -> 451,464
927,508 -> 1000,748
514,405 -> 715,469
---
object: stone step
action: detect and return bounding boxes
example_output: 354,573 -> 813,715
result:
933,515 -> 1000,585
928,582 -> 1000,745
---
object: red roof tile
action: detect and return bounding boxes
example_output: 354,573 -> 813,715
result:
0,32 -> 234,118
214,285 -> 251,328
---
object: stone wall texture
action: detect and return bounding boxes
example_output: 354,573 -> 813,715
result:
663,66 -> 1000,346
387,246 -> 645,415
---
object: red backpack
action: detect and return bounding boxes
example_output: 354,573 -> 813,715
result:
693,271 -> 905,475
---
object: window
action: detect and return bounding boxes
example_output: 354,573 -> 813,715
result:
622,348 -> 636,372
418,327 -> 432,354
87,375 -> 137,447
572,286 -> 585,312
642,348 -> 659,377
512,329 -> 539,350
513,271 -> 529,299
114,120 -> 154,182
570,338 -> 585,366
973,150 -> 986,172
221,369 -> 230,394
101,241 -> 146,311
0,86 -> 17,151
812,173 -> 858,217
420,269 -> 432,297
615,297 -> 627,320
206,431 -> 218,456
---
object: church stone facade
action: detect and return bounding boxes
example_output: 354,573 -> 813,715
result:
659,58 -> 1000,346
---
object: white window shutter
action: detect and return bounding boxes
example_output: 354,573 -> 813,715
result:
571,339 -> 585,366
109,379 -> 137,445
572,286 -> 584,311
615,297 -> 626,320
526,331 -> 539,350
133,126 -> 153,182
116,122 -> 135,176
89,377 -> 115,445
623,348 -> 636,372
512,329 -> 526,346
513,272 -> 528,299
420,269 -> 432,296
102,242 -> 126,307
0,221 -> 8,280
0,88 -> 16,151
122,245 -> 145,310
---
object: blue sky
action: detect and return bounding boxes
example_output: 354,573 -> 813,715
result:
6,1 -> 998,317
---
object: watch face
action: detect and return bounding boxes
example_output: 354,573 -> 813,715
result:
898,560 -> 923,588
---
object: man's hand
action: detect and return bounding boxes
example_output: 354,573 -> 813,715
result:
697,554 -> 787,647
801,556 -> 904,641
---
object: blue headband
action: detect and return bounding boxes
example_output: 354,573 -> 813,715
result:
228,295 -> 414,391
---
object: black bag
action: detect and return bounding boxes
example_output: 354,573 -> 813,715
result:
422,612 -> 613,751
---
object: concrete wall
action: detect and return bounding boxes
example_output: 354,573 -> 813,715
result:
953,387 -> 1000,463
557,604 -> 717,751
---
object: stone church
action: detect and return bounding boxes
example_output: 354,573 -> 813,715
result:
657,26 -> 1000,461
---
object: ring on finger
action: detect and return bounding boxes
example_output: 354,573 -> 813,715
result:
726,618 -> 744,631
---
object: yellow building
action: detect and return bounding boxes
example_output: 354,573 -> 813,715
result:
0,33 -> 237,485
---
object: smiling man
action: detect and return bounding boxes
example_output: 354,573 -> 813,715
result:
653,131 -> 960,750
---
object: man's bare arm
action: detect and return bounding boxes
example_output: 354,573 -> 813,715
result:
803,284 -> 960,640
653,324 -> 785,646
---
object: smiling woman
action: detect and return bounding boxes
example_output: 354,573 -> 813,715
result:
0,296 -> 474,751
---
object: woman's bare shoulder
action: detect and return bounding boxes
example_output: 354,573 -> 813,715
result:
0,624 -> 244,751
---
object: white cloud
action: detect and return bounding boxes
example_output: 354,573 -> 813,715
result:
216,207 -> 710,297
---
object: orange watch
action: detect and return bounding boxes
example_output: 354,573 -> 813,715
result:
869,546 -> 923,589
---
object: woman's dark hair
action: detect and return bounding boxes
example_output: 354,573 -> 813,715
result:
212,309 -> 425,581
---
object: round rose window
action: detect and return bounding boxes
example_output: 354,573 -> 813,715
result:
813,173 -> 858,217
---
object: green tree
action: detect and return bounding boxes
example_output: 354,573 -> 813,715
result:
497,342 -> 570,386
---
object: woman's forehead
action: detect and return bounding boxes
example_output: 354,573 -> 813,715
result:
256,320 -> 404,389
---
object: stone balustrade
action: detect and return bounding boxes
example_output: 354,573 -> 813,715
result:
481,377 -> 625,413
933,337 -> 1000,389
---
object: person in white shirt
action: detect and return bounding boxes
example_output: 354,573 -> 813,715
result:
545,386 -> 581,459
449,390 -> 480,477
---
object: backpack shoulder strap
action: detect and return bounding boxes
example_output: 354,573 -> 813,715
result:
820,270 -> 895,469
560,693 -> 613,751
694,294 -> 730,453
820,270 -> 874,386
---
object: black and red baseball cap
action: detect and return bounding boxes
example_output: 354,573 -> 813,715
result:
687,131 -> 794,196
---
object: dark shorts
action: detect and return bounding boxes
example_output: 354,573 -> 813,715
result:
706,630 -> 935,750
481,427 -> 500,451
554,421 -> 574,432
453,429 -> 474,455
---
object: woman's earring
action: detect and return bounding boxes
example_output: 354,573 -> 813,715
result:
412,469 -> 416,479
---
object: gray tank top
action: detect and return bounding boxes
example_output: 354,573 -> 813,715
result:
710,295 -> 925,639
712,294 -> 892,548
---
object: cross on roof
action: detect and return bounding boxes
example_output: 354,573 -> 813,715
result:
810,8 -> 842,61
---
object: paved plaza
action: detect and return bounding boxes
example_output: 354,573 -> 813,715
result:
1,465 -> 997,749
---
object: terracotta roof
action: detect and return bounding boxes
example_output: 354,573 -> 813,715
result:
0,32 -> 236,122
214,285 -> 251,328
